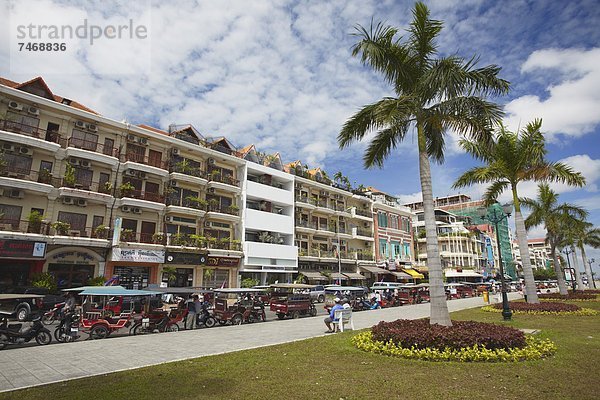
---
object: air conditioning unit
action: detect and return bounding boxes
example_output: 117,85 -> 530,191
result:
7,101 -> 22,111
137,171 -> 147,179
171,148 -> 180,156
2,143 -> 15,152
169,180 -> 178,187
138,137 -> 148,145
132,207 -> 142,214
19,147 -> 32,156
79,160 -> 91,168
62,197 -> 74,205
208,187 -> 215,193
27,106 -> 39,116
9,190 -> 24,199
76,199 -> 87,207
204,221 -> 212,227
208,158 -> 215,165
121,205 -> 131,212
75,120 -> 86,129
124,169 -> 137,177
127,134 -> 136,142
87,123 -> 98,132
68,157 -> 78,165
164,215 -> 174,223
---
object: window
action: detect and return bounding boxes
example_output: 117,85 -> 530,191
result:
99,172 -> 110,188
71,128 -> 98,151
390,215 -> 399,229
140,221 -> 156,243
6,111 -> 40,134
145,181 -> 159,194
92,216 -> 104,234
48,264 -> 94,288
203,269 -> 229,289
75,167 -> 93,189
378,212 -> 388,228
0,204 -> 22,226
148,149 -> 162,168
391,242 -> 401,258
126,144 -> 145,163
103,137 -> 115,156
123,177 -> 142,191
122,218 -> 137,233
40,160 -> 53,173
166,224 -> 196,236
57,211 -> 87,233
379,239 -> 388,258
4,153 -> 33,174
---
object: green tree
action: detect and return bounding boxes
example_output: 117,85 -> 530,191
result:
454,120 -> 585,303
338,2 -> 509,325
570,221 -> 600,289
521,183 -> 587,295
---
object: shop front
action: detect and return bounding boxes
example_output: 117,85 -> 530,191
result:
298,261 -> 360,285
0,239 -> 47,286
161,251 -> 208,288
45,247 -> 105,288
199,256 -> 240,289
105,247 -> 165,289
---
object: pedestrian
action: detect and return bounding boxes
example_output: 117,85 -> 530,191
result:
64,292 -> 76,312
185,294 -> 199,329
324,297 -> 344,333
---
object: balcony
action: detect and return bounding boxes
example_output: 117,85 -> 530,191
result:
118,188 -> 164,203
315,200 -> 336,214
0,219 -> 111,247
298,248 -> 357,261
294,195 -> 316,209
121,152 -> 168,170
167,234 -> 242,252
170,161 -> 207,179
209,142 -> 243,158
352,227 -> 374,241
207,173 -> 241,193
66,137 -> 119,158
165,197 -> 207,217
296,220 -> 317,232
0,119 -> 62,144
353,207 -> 373,219
206,205 -> 240,222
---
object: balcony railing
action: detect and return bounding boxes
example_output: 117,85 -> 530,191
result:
355,227 -> 373,237
57,178 -> 113,195
1,167 -> 114,195
209,143 -> 243,158
169,162 -> 207,178
118,188 -> 164,203
121,152 -> 168,170
167,234 -> 242,251
0,119 -> 62,144
295,196 -> 317,206
208,205 -> 239,216
354,208 -> 372,218
67,137 -> 119,158
208,173 -> 240,188
166,197 -> 208,211
296,220 -> 317,229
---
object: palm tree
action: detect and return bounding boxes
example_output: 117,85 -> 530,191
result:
338,2 -> 509,326
521,184 -> 587,295
453,120 -> 585,303
333,171 -> 344,185
572,221 -> 600,289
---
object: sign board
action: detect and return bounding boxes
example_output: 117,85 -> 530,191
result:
112,217 -> 122,246
111,248 -> 165,263
0,240 -> 46,258
207,256 -> 239,267
165,252 -> 207,265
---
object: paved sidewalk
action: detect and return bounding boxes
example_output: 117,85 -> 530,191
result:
0,294 -> 520,393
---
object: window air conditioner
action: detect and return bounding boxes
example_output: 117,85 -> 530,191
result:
138,137 -> 148,145
87,123 -> 98,132
320,191 -> 328,196
204,221 -> 212,227
127,134 -> 136,142
137,171 -> 147,179
75,120 -> 86,129
208,187 -> 215,193
132,207 -> 142,214
171,148 -> 180,156
27,106 -> 40,116
19,147 -> 32,156
164,216 -> 174,223
208,158 -> 215,165
121,205 -> 131,212
124,169 -> 137,177
7,101 -> 22,111
76,199 -> 87,207
169,180 -> 178,187
62,197 -> 74,205
2,143 -> 15,152
79,160 -> 91,168
68,157 -> 78,165
9,190 -> 24,199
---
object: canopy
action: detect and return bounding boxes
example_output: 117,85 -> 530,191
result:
214,288 -> 265,293
324,286 -> 366,292
300,271 -> 328,281
270,283 -> 314,289
444,270 -> 483,278
330,273 -> 348,280
343,272 -> 365,280
390,271 -> 412,279
359,265 -> 391,274
63,285 -> 127,292
402,269 -> 425,279
78,287 -> 162,296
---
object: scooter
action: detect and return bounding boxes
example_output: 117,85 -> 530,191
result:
42,302 -> 65,325
54,311 -> 81,343
195,307 -> 216,328
0,316 -> 52,350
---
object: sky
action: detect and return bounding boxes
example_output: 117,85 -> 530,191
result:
1,0 -> 599,274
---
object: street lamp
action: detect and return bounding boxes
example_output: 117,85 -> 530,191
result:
562,247 -> 576,291
587,258 -> 596,289
477,203 -> 513,321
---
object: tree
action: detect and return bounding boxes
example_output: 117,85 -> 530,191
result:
453,120 -> 585,303
521,183 -> 587,295
571,221 -> 600,289
338,2 -> 509,326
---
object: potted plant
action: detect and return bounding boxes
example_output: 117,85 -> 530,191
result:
209,169 -> 221,182
185,195 -> 207,210
51,221 -> 70,235
218,237 -> 231,249
37,168 -> 53,184
207,198 -> 219,212
31,272 -> 57,292
119,182 -> 135,198
94,224 -> 109,239
27,210 -> 45,234
203,269 -> 214,284
99,181 -> 112,194
190,234 -> 207,248
231,239 -> 241,251
152,232 -> 165,244
63,164 -> 76,188
120,228 -> 134,242
207,236 -> 217,248
226,204 -> 239,215
161,266 -> 177,284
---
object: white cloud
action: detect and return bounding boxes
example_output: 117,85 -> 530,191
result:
397,191 -> 422,205
504,48 -> 600,140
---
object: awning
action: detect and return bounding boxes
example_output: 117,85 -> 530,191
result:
300,271 -> 328,281
414,265 -> 428,273
403,269 -> 425,279
343,272 -> 366,280
390,271 -> 412,279
330,272 -> 348,280
445,270 -> 484,278
359,265 -> 391,274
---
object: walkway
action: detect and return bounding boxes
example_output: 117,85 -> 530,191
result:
0,294 -> 520,393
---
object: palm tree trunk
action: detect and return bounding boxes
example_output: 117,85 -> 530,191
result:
418,123 -> 451,326
550,241 -> 568,295
580,245 -> 595,289
570,245 -> 584,290
512,188 -> 539,303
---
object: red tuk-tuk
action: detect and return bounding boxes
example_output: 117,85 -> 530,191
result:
213,288 -> 266,325
446,283 -> 474,299
269,284 -> 317,319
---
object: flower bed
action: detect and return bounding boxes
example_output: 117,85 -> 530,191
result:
538,293 -> 598,301
481,301 -> 598,316
353,319 -> 556,362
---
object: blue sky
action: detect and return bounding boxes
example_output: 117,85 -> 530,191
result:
1,0 -> 599,273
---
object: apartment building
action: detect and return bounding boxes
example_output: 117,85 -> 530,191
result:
0,77 -> 243,289
512,238 -> 552,270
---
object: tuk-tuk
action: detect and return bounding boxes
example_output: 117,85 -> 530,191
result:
445,283 -> 474,299
324,286 -> 369,312
269,283 -> 317,319
213,288 -> 266,325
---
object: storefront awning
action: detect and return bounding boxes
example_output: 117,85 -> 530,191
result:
403,269 -> 425,279
359,265 -> 391,274
343,272 -> 366,280
300,271 -> 328,281
330,272 -> 348,280
390,271 -> 412,279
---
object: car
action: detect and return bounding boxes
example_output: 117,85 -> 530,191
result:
309,285 -> 325,303
0,293 -> 44,321
0,286 -> 65,312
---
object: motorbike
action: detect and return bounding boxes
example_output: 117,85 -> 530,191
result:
0,316 -> 52,350
42,302 -> 65,325
54,311 -> 81,343
195,307 -> 216,328
130,310 -> 180,335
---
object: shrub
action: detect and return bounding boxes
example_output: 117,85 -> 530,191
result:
538,293 -> 598,301
353,331 -> 556,362
31,272 -> 57,292
482,301 -> 598,316
371,319 -> 526,351
87,276 -> 106,286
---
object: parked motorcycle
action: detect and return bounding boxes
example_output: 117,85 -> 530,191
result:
195,308 -> 216,328
130,310 -> 180,335
42,302 -> 65,325
54,311 -> 81,343
0,316 -> 52,350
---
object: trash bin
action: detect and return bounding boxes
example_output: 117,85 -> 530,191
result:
482,290 -> 489,304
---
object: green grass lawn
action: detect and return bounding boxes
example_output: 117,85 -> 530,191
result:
2,301 -> 599,400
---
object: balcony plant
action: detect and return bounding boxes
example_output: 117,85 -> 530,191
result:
152,232 -> 165,244
207,198 -> 219,212
241,277 -> 260,288
226,205 -> 239,215
51,221 -> 70,235
99,181 -> 113,195
218,237 -> 231,249
207,236 -> 217,248
27,210 -> 45,234
94,224 -> 110,239
31,272 -> 57,292
174,159 -> 193,175
37,168 -> 53,184
120,228 -> 134,242
119,182 -> 135,198
185,195 -> 207,210
190,234 -> 207,248
64,164 -> 76,188
170,233 -> 184,246
209,169 -> 221,182
231,239 -> 241,251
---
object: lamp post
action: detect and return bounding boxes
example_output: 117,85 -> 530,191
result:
478,203 -> 513,321
562,247 -> 576,291
587,258 -> 596,289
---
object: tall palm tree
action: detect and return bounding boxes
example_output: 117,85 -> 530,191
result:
453,120 -> 585,303
572,221 -> 600,289
521,184 -> 587,295
338,2 -> 509,326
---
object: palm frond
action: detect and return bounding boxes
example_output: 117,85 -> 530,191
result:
482,180 -> 509,205
407,1 -> 443,64
453,166 -> 505,188
363,122 -> 409,168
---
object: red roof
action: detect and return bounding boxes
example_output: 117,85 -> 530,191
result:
137,124 -> 169,136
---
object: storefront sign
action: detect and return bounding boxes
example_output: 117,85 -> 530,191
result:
112,248 -> 165,263
207,256 -> 239,267
51,251 -> 96,263
165,252 -> 207,265
0,240 -> 46,258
